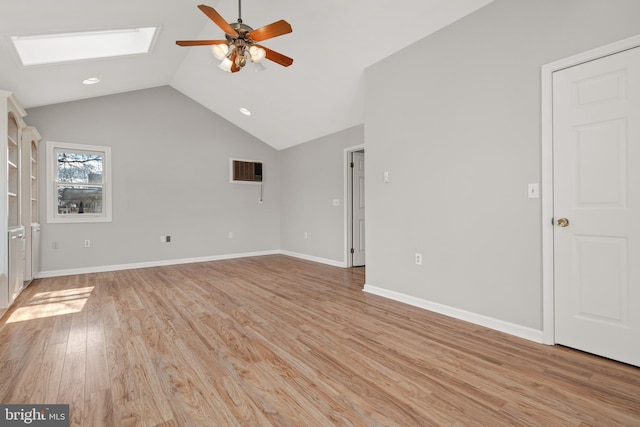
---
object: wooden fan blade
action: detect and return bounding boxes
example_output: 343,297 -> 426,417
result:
248,20 -> 292,42
259,46 -> 294,67
176,39 -> 228,46
197,4 -> 238,36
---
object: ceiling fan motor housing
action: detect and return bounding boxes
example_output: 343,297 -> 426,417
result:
227,22 -> 256,67
229,22 -> 254,37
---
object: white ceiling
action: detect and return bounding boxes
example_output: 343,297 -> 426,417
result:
0,0 -> 493,150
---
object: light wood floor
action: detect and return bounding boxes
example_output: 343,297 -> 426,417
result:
1,255 -> 639,426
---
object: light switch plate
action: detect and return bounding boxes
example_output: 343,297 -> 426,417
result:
528,183 -> 540,199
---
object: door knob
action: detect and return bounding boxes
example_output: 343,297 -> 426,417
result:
557,218 -> 570,227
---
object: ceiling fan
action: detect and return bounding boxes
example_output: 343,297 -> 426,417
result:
176,1 -> 293,73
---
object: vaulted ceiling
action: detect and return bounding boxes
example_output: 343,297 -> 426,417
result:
0,0 -> 493,149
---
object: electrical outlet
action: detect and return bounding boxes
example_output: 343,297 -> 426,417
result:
415,253 -> 423,265
228,231 -> 234,239
304,232 -> 308,239
84,240 -> 91,248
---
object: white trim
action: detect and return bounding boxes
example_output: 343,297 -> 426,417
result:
36,249 -> 347,278
1,90 -> 27,118
540,34 -> 640,345
279,250 -> 346,268
344,144 -> 365,267
36,250 -> 281,278
363,285 -> 544,343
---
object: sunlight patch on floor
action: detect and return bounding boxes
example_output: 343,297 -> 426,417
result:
6,286 -> 94,323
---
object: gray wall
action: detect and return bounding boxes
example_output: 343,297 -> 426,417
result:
27,86 -> 281,273
280,125 -> 364,264
364,0 -> 640,330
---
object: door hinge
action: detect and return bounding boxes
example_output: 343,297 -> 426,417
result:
350,248 -> 355,254
350,162 -> 354,168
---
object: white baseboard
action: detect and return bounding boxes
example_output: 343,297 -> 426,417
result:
363,284 -> 544,344
36,250 -> 346,278
279,251 -> 346,268
36,250 -> 281,278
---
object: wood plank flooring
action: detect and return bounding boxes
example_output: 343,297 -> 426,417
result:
1,255 -> 639,426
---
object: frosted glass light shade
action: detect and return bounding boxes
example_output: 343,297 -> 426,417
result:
249,46 -> 266,63
211,44 -> 229,60
219,57 -> 233,72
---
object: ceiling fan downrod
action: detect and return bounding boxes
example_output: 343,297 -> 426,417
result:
237,0 -> 242,23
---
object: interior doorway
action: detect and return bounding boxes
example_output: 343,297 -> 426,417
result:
345,145 -> 365,267
542,35 -> 640,367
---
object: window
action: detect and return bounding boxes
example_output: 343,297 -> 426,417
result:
46,141 -> 112,223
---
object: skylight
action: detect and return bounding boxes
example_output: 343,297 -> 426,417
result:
11,27 -> 157,66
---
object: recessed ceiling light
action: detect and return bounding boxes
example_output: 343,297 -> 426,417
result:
82,77 -> 101,85
11,27 -> 158,66
239,107 -> 252,116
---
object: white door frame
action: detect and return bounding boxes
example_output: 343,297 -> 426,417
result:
344,144 -> 365,267
541,34 -> 640,345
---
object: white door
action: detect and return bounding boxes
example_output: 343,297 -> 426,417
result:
352,151 -> 365,266
553,46 -> 640,366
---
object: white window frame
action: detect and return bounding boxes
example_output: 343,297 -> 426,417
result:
46,141 -> 112,223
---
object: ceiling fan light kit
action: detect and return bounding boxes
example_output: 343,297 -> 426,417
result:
176,1 -> 293,73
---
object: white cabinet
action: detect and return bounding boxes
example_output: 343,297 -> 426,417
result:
8,227 -> 25,305
0,90 -> 39,316
22,127 -> 41,282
